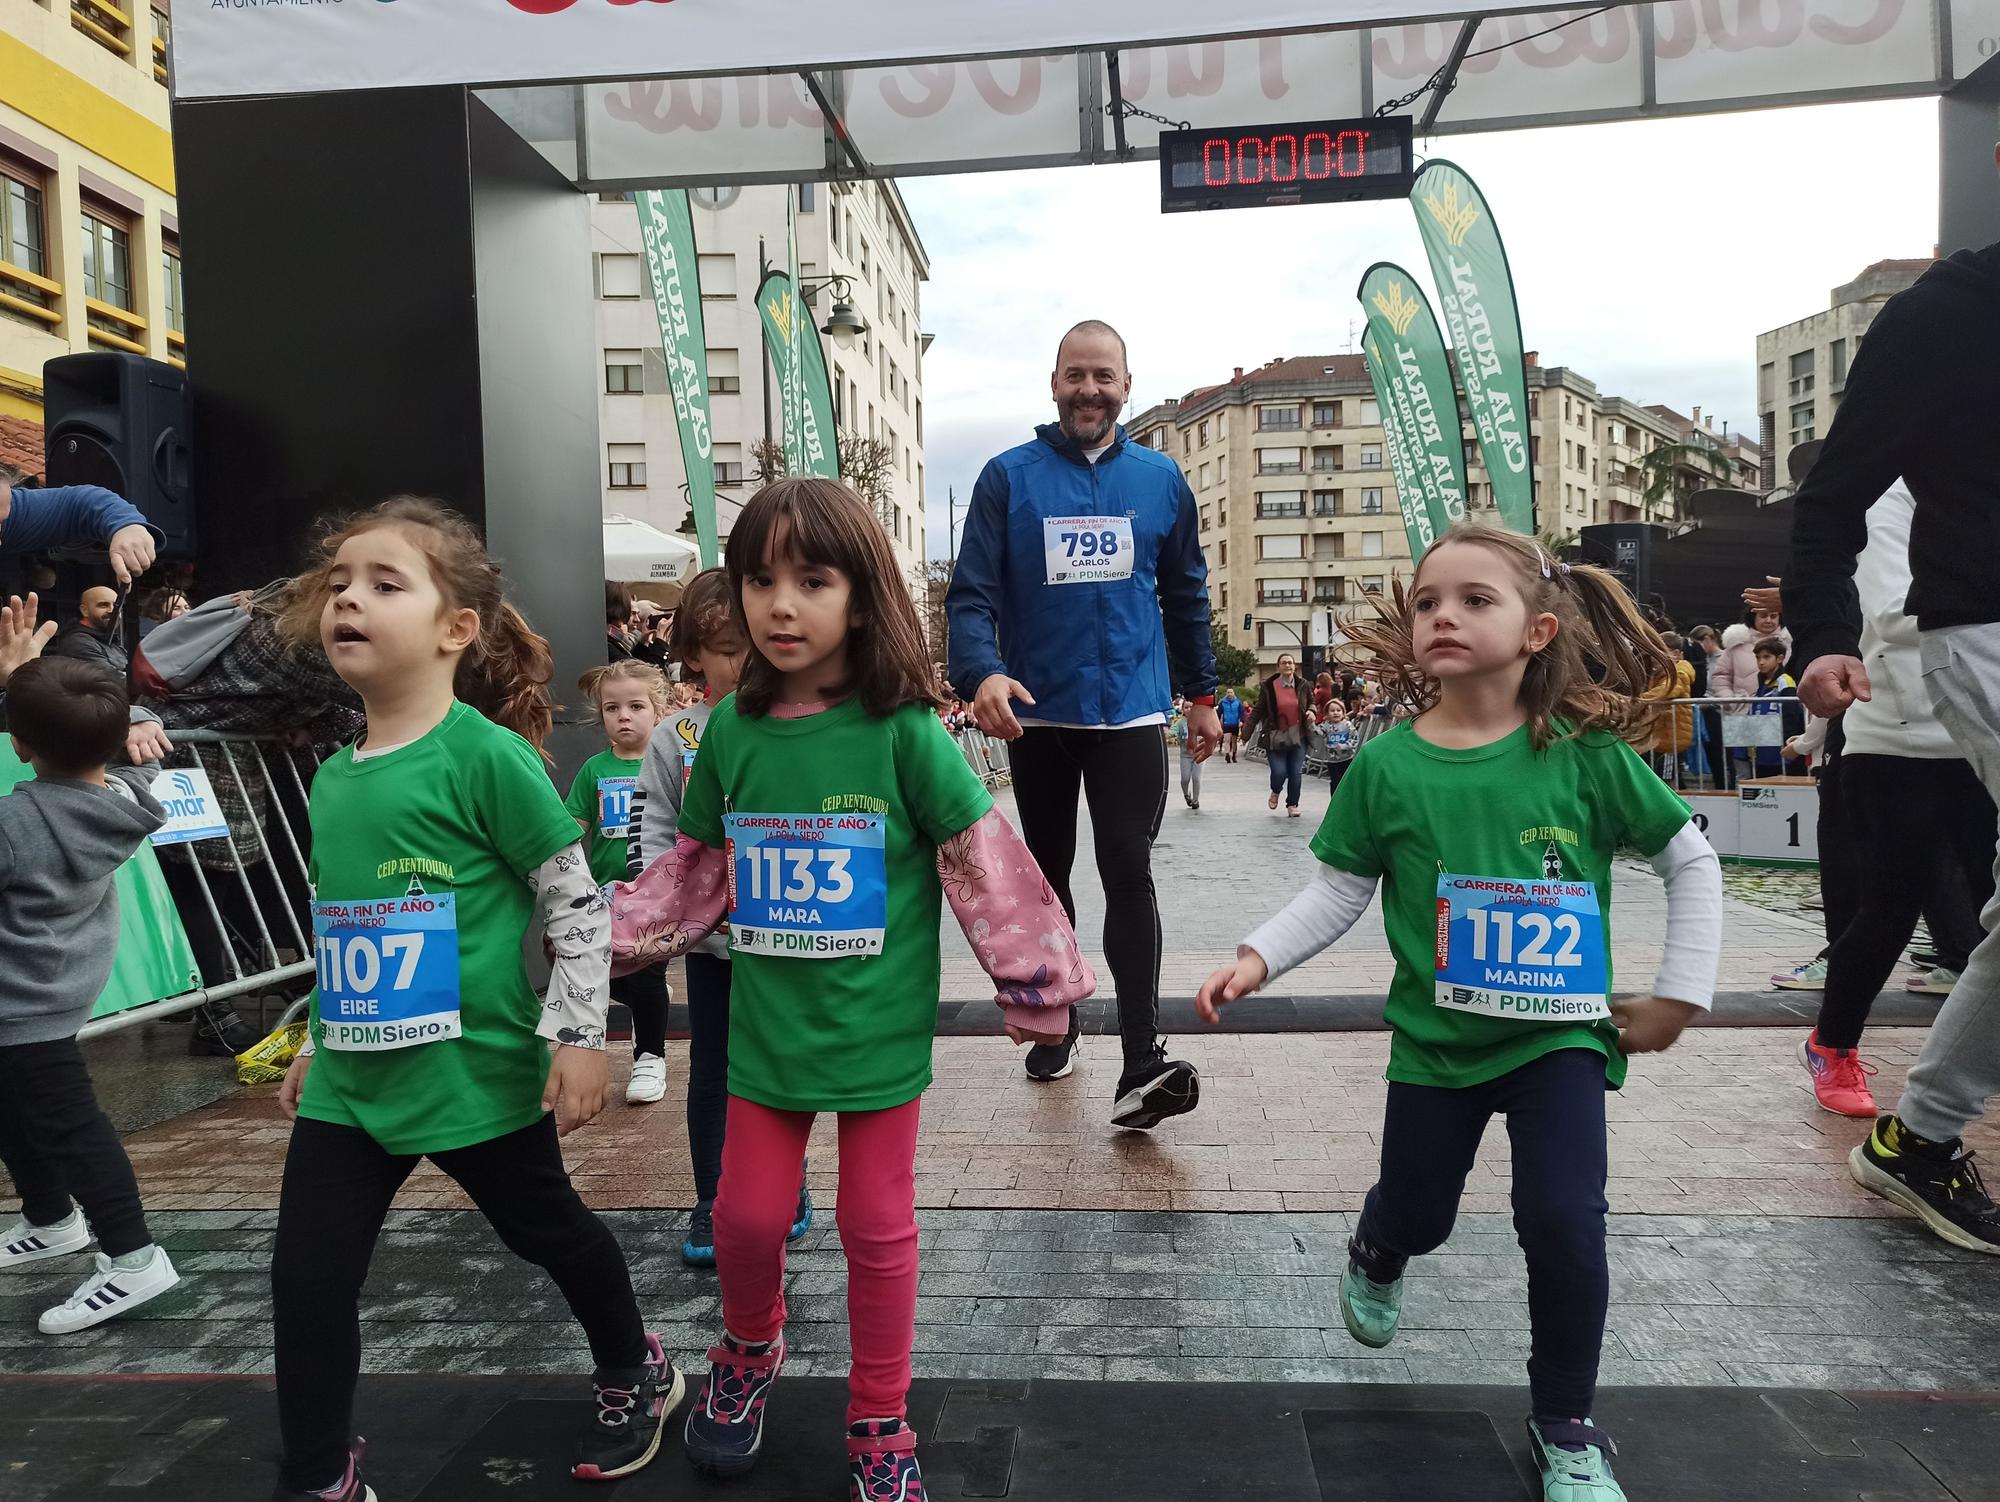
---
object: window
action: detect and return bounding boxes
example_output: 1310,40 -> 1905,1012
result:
607,443 -> 646,488
1360,576 -> 1385,596
604,349 -> 643,394
1361,532 -> 1384,559
1830,338 -> 1848,387
798,181 -> 815,212
1220,582 -> 1229,609
1313,491 -> 1337,517
1358,399 -> 1381,425
1,157 -> 51,317
598,253 -> 642,299
830,197 -> 842,244
161,238 -> 183,338
859,238 -> 870,281
1311,446 -> 1341,472
1788,349 -> 1814,397
1258,582 -> 1306,605
151,6 -> 171,83
1360,488 -> 1384,514
1255,491 -> 1305,519
1217,411 -> 1228,440
1197,463 -> 1210,489
713,441 -> 745,487
1358,445 -> 1383,469
1311,533 -> 1342,561
1563,397 -> 1572,422
1258,534 -> 1305,560
697,253 -> 737,299
1529,390 -> 1541,419
1313,578 -> 1344,602
1258,405 -> 1302,431
1182,430 -> 1191,456
1313,401 -> 1341,427
1199,504 -> 1211,532
1258,446 -> 1303,475
706,347 -> 741,395
1219,541 -> 1228,567
1789,402 -> 1815,446
1198,421 -> 1209,445
80,203 -> 132,311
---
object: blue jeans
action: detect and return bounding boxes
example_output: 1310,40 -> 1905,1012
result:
1267,741 -> 1305,808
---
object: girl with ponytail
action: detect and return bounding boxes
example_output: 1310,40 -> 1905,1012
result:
267,497 -> 677,1501
1197,519 -> 1724,1502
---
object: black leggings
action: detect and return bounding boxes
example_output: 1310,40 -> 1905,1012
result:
1816,754 -> 1997,1050
685,951 -> 731,1203
272,1113 -> 646,1490
1009,726 -> 1168,1069
1351,1048 -> 1609,1420
0,1038 -> 151,1257
613,966 -> 669,1060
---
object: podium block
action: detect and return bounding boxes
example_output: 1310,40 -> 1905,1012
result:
1685,791 -> 1740,859
1738,777 -> 1818,864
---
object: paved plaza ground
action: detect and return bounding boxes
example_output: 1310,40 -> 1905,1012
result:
3,756 -> 1997,1499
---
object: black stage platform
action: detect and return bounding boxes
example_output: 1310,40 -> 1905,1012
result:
5,1375 -> 1994,1500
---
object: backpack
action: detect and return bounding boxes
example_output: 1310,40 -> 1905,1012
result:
127,591 -> 262,700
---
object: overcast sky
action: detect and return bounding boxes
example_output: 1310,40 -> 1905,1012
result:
901,95 -> 1939,559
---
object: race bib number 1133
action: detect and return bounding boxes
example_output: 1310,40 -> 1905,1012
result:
724,812 -> 887,958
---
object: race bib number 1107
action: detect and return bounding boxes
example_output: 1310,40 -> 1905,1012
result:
312,894 -> 463,1051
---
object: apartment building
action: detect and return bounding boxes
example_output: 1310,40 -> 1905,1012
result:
1128,354 -> 1756,676
590,179 -> 930,587
1,0 -> 179,471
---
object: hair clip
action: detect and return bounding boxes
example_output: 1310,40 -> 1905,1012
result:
1534,544 -> 1552,579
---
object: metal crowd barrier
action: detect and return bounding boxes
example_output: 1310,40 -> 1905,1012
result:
78,731 -> 322,1041
1641,693 -> 1807,792
954,726 -> 1012,788
1245,710 -> 1396,771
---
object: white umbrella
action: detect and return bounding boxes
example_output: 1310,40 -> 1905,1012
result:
603,512 -> 700,584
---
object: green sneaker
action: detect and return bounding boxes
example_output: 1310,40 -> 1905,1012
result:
1528,1418 -> 1625,1502
1338,1257 -> 1403,1349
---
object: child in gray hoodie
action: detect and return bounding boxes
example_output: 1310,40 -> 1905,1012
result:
0,654 -> 181,1333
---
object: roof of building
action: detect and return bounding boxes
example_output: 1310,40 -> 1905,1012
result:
0,415 -> 44,482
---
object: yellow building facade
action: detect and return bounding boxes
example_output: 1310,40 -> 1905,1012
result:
0,0 -> 178,438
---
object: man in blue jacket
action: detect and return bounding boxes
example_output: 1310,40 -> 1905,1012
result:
948,320 -> 1219,1130
0,472 -> 160,585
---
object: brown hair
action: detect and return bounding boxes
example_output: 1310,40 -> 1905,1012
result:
669,567 -> 741,686
1754,636 -> 1789,659
275,496 -> 557,757
1341,518 -> 1672,751
725,476 -> 941,718
6,656 -> 130,773
605,578 -> 632,628
577,659 -> 670,716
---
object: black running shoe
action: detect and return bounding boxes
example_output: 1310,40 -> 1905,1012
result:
682,1200 -> 716,1268
1024,1011 -> 1081,1082
1850,1115 -> 2000,1255
1110,1049 -> 1200,1130
272,1437 -> 374,1501
190,1004 -> 260,1057
573,1332 -> 684,1481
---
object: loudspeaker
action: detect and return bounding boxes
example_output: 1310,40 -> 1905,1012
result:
1578,522 -> 1668,610
42,352 -> 194,561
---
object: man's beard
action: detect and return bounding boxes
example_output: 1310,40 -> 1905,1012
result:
1060,395 -> 1121,445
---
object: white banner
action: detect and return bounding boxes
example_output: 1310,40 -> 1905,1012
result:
172,1 -> 1415,102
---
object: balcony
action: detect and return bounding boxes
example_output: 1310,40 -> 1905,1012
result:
0,263 -> 63,329
1313,585 -> 1344,603
1255,500 -> 1304,520
72,0 -> 133,59
1258,588 -> 1306,605
86,299 -> 147,355
1256,462 -> 1304,476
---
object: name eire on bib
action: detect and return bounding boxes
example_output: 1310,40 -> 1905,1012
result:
723,811 -> 888,959
312,893 -> 464,1050
1432,872 -> 1611,1023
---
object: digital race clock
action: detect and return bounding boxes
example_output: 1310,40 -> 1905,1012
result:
1158,117 -> 1415,213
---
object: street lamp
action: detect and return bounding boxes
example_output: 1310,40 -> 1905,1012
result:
800,273 -> 867,348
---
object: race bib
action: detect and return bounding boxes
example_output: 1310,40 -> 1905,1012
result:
1433,873 -> 1609,1022
597,776 -> 636,838
313,894 -> 462,1050
1043,515 -> 1136,586
723,812 -> 887,958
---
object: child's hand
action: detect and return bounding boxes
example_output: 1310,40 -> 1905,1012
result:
278,1051 -> 311,1120
1609,996 -> 1702,1055
1195,950 -> 1268,1024
543,1045 -> 610,1135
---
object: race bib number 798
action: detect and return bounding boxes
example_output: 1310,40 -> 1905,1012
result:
1042,515 -> 1136,586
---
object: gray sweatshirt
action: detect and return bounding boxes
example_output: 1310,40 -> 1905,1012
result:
0,765 -> 166,1045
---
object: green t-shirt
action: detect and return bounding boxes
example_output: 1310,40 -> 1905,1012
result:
1309,720 -> 1691,1091
565,748 -> 644,886
678,695 -> 993,1112
301,702 -> 581,1154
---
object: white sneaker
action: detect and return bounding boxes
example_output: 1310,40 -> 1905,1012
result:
626,1053 -> 668,1104
1907,966 -> 1960,995
39,1247 -> 180,1334
1,1210 -> 91,1268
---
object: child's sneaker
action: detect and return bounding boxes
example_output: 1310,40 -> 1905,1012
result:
789,1182 -> 814,1243
1850,1115 -> 2000,1254
1769,958 -> 1827,990
38,1247 -> 179,1334
1338,1256 -> 1403,1349
682,1200 -> 716,1268
1797,1031 -> 1878,1117
1,1209 -> 90,1268
274,1438 -> 375,1501
848,1418 -> 926,1502
683,1331 -> 786,1475
573,1331 -> 683,1480
626,1054 -> 668,1104
1906,966 -> 1959,995
1527,1417 -> 1624,1502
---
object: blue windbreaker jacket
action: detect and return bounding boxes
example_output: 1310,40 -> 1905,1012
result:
947,423 -> 1216,725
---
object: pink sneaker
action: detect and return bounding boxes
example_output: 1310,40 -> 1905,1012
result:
1798,1031 -> 1878,1117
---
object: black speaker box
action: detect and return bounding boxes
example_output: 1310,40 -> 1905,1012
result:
1578,522 -> 1668,610
42,351 -> 194,561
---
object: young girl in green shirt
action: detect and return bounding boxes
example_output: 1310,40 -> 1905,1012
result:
566,660 -> 671,1105
1199,521 -> 1724,1502
269,497 -> 675,1501
606,477 -> 1095,1502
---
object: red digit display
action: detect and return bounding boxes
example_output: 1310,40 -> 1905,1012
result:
1160,116 -> 1413,213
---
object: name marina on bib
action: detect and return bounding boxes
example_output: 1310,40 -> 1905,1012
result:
1432,872 -> 1610,1023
